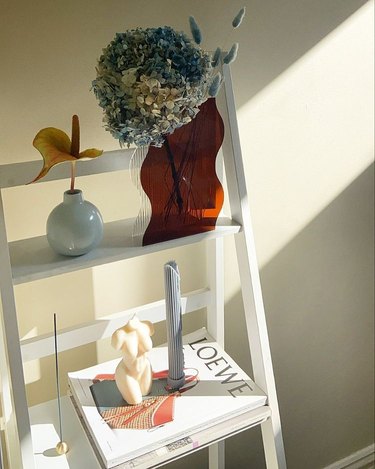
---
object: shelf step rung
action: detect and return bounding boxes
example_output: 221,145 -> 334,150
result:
20,288 -> 211,362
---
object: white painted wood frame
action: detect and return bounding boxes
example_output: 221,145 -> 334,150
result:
221,64 -> 287,469
0,65 -> 286,469
0,193 -> 33,469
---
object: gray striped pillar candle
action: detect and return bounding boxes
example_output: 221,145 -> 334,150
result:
164,260 -> 185,390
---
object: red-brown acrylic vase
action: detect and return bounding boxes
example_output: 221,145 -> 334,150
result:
140,98 -> 225,246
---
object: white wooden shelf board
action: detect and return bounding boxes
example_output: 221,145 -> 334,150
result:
10,217 -> 241,284
0,149 -> 134,189
29,397 -> 270,469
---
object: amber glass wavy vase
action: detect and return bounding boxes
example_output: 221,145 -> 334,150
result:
140,98 -> 225,246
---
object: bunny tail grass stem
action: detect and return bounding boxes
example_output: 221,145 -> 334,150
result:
189,16 -> 202,44
164,137 -> 184,214
223,43 -> 239,64
212,47 -> 222,67
209,72 -> 222,97
232,7 -> 246,28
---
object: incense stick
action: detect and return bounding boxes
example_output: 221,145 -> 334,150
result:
53,313 -> 69,455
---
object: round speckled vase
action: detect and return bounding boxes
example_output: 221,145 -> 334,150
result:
46,189 -> 103,256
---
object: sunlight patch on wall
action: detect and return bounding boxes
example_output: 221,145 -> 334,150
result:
237,1 -> 374,268
21,327 -> 41,385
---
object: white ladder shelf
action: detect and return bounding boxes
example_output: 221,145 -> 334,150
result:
0,66 -> 286,469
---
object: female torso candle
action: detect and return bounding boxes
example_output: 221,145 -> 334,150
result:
164,261 -> 185,390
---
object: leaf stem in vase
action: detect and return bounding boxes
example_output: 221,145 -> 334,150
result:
70,115 -> 80,192
164,137 -> 183,214
70,161 -> 76,192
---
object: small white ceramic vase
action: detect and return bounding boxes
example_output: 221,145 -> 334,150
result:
46,189 -> 103,256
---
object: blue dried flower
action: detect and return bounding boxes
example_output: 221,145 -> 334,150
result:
92,26 -> 212,147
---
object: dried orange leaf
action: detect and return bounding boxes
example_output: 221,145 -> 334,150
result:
30,128 -> 76,183
30,119 -> 103,185
78,148 -> 103,159
33,127 -> 71,154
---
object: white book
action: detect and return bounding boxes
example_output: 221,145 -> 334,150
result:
68,328 -> 267,468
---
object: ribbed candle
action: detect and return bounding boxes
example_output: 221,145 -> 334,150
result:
164,261 -> 185,390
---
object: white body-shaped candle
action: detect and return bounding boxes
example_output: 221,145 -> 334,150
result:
164,261 -> 185,390
111,316 -> 154,405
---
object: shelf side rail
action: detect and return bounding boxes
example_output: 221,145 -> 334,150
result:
220,65 -> 287,469
0,192 -> 34,469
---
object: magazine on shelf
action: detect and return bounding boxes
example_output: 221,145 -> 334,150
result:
68,328 -> 267,469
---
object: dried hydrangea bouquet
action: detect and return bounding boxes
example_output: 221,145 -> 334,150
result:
92,8 -> 245,245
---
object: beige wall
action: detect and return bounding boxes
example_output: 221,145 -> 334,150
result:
1,1 -> 373,468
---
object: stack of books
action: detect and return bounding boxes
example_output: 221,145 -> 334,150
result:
68,328 -> 267,468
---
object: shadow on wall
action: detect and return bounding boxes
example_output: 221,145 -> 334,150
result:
231,0 -> 370,105
220,163 -> 374,469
